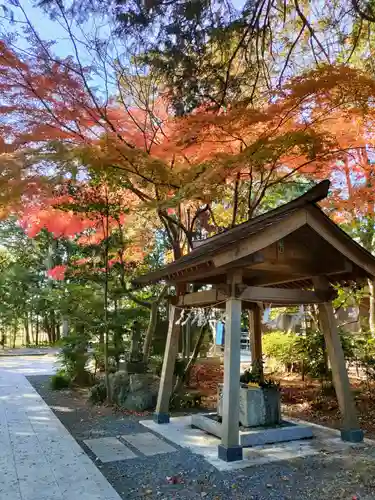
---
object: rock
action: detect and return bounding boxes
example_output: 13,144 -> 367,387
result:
109,371 -> 129,405
107,370 -> 160,410
118,384 -> 130,407
129,373 -> 146,392
123,388 -> 157,411
129,373 -> 159,392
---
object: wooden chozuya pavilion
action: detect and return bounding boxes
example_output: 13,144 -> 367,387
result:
135,180 -> 375,462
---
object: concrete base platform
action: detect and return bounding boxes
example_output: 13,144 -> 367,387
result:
191,413 -> 313,447
141,415 -> 361,472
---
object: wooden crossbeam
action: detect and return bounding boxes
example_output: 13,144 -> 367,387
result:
177,289 -> 228,307
240,285 -> 325,304
169,252 -> 265,284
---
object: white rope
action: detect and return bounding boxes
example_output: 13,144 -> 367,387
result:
172,300 -> 228,327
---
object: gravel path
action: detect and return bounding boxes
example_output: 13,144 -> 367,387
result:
28,375 -> 375,500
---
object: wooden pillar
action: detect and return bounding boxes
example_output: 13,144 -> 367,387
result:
313,277 -> 363,442
218,297 -> 243,461
185,319 -> 191,358
153,303 -> 180,424
249,304 -> 264,381
248,309 -> 254,357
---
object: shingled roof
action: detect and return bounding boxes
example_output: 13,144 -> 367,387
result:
134,180 -> 375,287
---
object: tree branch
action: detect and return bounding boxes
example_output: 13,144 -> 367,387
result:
352,0 -> 375,22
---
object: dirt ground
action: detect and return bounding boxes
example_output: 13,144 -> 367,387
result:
189,361 -> 375,439
35,360 -> 375,440
278,375 -> 375,438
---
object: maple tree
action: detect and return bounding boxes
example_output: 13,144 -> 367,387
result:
20,172 -> 169,371
3,9 -> 375,352
315,114 -> 375,334
2,27 -> 375,256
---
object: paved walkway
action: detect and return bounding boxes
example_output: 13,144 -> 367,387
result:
0,361 -> 122,500
0,354 -> 59,375
0,347 -> 60,357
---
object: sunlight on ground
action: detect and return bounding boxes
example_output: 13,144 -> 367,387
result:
50,405 -> 75,413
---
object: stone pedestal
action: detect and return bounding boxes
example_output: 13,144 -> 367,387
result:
218,384 -> 281,427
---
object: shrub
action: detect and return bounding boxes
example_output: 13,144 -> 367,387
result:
262,331 -> 298,367
51,370 -> 71,390
89,380 -> 107,404
240,368 -> 259,384
295,330 -> 330,381
149,354 -> 164,376
354,334 -> 375,385
58,333 -> 92,385
296,328 -> 355,382
263,328 -> 356,383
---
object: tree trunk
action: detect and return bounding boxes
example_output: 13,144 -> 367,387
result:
24,314 -> 30,346
173,323 -> 206,396
55,322 -> 61,342
30,313 -> 35,344
62,318 -> 69,338
44,316 -> 52,344
12,321 -> 17,348
50,311 -> 56,343
103,206 -> 111,404
35,316 -> 39,346
368,278 -> 375,336
143,301 -> 158,363
142,285 -> 168,363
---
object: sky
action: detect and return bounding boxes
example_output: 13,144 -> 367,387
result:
12,0 -> 248,59
6,1 -> 73,56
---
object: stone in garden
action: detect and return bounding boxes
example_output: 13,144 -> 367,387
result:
109,370 -> 129,399
129,373 -> 158,392
129,373 -> 145,392
123,373 -> 159,411
123,389 -> 157,411
109,371 -> 160,411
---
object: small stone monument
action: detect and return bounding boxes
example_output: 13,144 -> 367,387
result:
124,321 -> 147,374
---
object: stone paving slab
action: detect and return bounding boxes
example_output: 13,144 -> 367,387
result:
83,437 -> 137,462
122,432 -> 177,456
0,369 -> 122,500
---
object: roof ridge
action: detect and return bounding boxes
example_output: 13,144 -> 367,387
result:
193,179 -> 330,248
